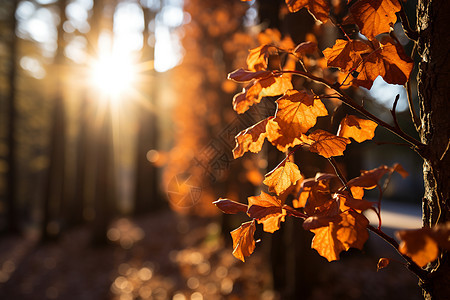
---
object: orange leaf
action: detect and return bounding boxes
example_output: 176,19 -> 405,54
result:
230,220 -> 257,262
263,161 -> 302,195
294,41 -> 318,56
285,0 -> 330,22
233,118 -> 270,159
347,165 -> 391,189
310,210 -> 369,261
335,191 -> 373,212
258,210 -> 287,233
274,90 -> 328,140
228,68 -> 272,82
396,223 -> 450,268
338,115 -> 378,143
350,0 -> 401,39
392,163 -> 409,178
353,37 -> 413,89
247,192 -> 285,233
308,129 -> 351,158
232,75 -> 292,114
323,39 -> 371,72
247,191 -> 282,220
246,44 -> 272,71
377,258 -> 390,271
266,119 -> 303,152
214,198 -> 248,214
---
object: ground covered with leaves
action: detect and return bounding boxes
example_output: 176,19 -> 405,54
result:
0,210 -> 422,299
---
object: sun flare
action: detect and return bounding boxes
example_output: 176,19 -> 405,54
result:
90,52 -> 137,97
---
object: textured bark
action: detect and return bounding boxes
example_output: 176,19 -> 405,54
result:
417,0 -> 450,298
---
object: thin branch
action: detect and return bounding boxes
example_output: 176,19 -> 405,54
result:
398,1 -> 419,41
390,94 -> 402,131
275,70 -> 425,150
367,225 -> 428,282
405,81 -> 421,131
327,157 -> 348,189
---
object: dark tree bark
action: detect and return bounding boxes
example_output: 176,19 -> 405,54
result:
417,0 -> 450,299
41,0 -> 68,242
133,2 -> 164,214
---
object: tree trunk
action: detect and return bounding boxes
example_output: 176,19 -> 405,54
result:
6,0 -> 19,234
417,1 -> 450,298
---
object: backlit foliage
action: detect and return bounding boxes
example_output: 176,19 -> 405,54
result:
215,0 -> 450,275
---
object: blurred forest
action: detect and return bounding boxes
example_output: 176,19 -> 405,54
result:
0,0 -> 424,299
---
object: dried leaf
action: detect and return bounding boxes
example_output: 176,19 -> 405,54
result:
230,220 -> 257,262
353,37 -> 413,89
294,41 -> 318,56
214,198 -> 248,214
285,0 -> 330,22
266,119 -> 304,152
350,0 -> 401,39
397,229 -> 439,268
228,68 -> 273,82
308,129 -> 351,158
232,75 -> 292,114
263,161 -> 302,195
336,191 -> 373,212
246,44 -> 272,71
310,210 -> 369,261
274,90 -> 328,142
392,163 -> 409,178
233,118 -> 270,159
377,258 -> 390,271
323,39 -> 371,72
338,115 -> 378,143
247,191 -> 282,220
347,165 -> 391,189
247,192 -> 285,233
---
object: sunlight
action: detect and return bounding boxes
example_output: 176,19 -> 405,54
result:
90,51 -> 137,97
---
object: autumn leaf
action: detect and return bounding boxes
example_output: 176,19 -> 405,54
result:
335,191 -> 373,212
232,75 -> 292,114
347,165 -> 397,189
247,191 -> 282,220
274,90 -> 328,142
247,191 -> 285,233
228,68 -> 272,82
310,210 -> 369,261
233,118 -> 270,159
230,220 -> 257,262
308,129 -> 351,158
323,39 -> 371,72
285,0 -> 330,23
350,0 -> 401,39
392,163 -> 409,178
266,119 -> 304,152
294,41 -> 318,56
213,198 -> 248,214
396,223 -> 450,268
246,44 -> 272,71
353,37 -> 414,89
377,258 -> 390,271
263,160 -> 302,195
295,177 -> 334,215
338,115 -> 378,143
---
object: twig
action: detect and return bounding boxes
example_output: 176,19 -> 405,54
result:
405,81 -> 421,131
390,94 -> 401,131
367,225 -> 428,282
327,157 -> 348,189
397,1 -> 419,41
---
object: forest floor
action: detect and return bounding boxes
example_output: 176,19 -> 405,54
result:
0,209 -> 423,300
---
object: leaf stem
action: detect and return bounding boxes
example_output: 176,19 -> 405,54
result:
276,70 -> 425,151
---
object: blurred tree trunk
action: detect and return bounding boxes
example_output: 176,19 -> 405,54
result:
41,0 -> 68,242
5,0 -> 19,234
90,0 -> 118,245
133,2 -> 164,214
417,1 -> 450,299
